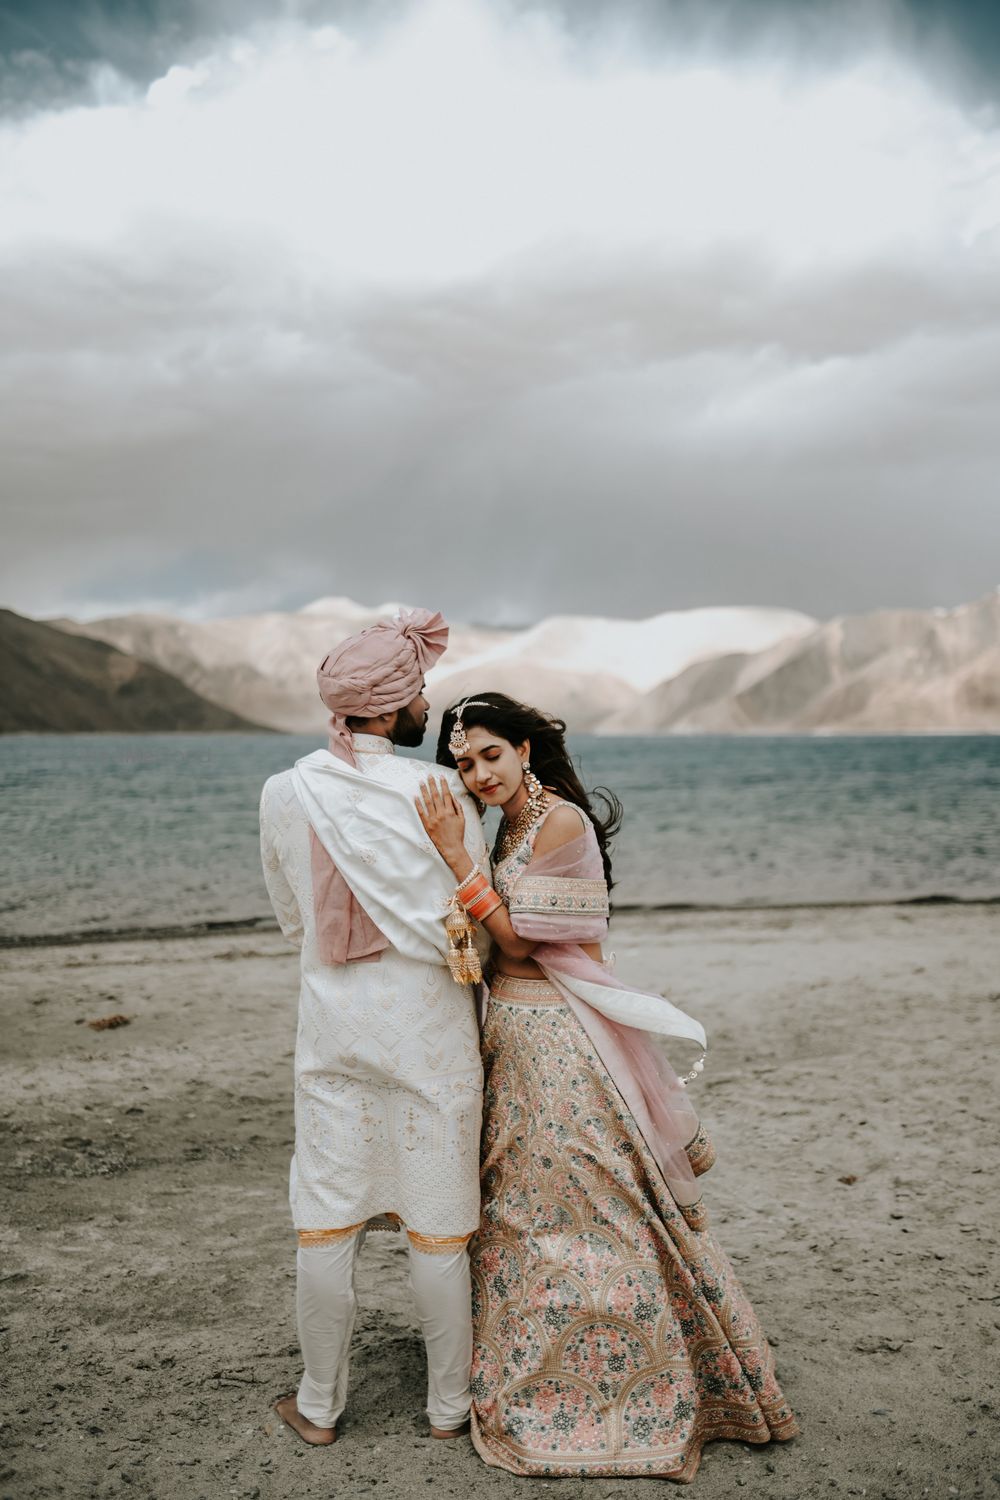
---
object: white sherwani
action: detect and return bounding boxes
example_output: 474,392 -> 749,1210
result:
259,734 -> 490,1238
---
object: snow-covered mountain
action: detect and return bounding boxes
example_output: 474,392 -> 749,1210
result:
51,599 -> 816,733
598,593 -> 1000,734
54,593 -> 1000,735
428,606 -> 816,728
432,607 -> 817,695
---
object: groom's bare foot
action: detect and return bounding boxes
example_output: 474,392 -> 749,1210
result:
274,1394 -> 336,1446
430,1420 -> 471,1440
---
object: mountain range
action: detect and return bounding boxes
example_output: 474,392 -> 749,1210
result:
40,591 -> 1000,734
51,599 -> 815,732
0,609 -> 264,733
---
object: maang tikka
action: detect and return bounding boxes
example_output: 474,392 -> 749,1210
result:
448,699 -> 491,759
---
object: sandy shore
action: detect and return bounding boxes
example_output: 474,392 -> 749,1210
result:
2,904 -> 997,1499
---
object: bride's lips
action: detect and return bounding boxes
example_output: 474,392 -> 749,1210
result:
479,783 -> 502,795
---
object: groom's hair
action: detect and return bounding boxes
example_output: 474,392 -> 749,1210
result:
436,692 -> 622,892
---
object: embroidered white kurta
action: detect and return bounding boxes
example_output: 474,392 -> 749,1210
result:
259,735 -> 490,1237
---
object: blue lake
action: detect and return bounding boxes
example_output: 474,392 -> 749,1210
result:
1,733 -> 998,939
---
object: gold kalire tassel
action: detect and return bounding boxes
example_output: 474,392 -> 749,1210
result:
445,895 -> 483,985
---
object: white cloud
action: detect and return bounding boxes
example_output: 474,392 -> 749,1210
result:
1,0 -> 999,621
3,1 -> 997,275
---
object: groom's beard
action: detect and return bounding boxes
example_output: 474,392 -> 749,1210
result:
391,705 -> 427,748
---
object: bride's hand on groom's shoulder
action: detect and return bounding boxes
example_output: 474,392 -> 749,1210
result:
415,776 -> 468,871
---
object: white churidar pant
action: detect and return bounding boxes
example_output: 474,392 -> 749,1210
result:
295,1230 -> 473,1431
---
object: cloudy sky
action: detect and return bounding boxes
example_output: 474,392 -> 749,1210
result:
1,0 -> 998,625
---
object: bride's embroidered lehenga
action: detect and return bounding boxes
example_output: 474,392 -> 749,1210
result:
468,804 -> 798,1482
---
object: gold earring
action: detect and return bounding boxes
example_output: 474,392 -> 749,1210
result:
522,760 -> 545,815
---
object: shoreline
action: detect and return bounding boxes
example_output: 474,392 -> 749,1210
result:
2,890 -> 999,949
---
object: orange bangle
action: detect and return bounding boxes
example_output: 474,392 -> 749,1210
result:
457,873 -> 490,907
466,889 -> 503,921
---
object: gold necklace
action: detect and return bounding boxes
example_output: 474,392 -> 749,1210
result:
495,788 -> 549,862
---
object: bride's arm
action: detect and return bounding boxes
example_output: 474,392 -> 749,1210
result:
414,776 -> 537,960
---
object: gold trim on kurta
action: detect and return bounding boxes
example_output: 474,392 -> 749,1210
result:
407,1229 -> 476,1255
298,1214 -> 476,1250
297,1223 -> 365,1247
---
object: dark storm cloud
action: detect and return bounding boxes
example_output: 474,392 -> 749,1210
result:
3,0 -> 1000,112
0,0 -> 404,112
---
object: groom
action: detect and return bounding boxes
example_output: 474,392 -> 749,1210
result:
259,609 -> 489,1445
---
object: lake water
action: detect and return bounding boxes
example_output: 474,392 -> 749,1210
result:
1,733 -> 998,940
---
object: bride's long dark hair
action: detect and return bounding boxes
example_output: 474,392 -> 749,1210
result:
436,692 -> 623,891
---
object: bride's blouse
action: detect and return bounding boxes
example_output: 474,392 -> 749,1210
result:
490,800 -> 610,978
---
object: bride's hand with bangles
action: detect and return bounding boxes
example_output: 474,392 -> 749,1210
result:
415,776 -> 474,881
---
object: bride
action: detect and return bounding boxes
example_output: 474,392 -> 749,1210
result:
415,692 -> 797,1482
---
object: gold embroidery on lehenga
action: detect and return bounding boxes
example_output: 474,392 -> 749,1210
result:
489,973 -> 566,1006
469,975 -> 798,1480
685,1121 -> 717,1177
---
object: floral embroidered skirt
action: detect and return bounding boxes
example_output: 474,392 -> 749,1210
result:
469,973 -> 799,1482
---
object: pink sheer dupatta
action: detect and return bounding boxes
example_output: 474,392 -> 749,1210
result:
503,827 -> 709,1216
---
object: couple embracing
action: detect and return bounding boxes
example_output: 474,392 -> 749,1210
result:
259,607 -> 798,1483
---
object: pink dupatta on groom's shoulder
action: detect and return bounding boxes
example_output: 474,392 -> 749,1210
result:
496,817 -> 713,1222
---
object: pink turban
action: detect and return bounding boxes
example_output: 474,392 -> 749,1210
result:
310,608 -> 449,966
317,608 -> 448,759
